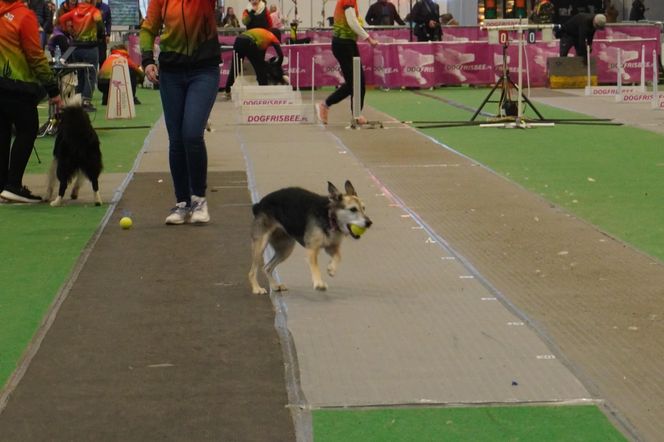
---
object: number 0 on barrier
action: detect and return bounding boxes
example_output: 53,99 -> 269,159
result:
498,30 -> 509,45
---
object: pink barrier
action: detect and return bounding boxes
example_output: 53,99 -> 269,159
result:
128,24 -> 661,90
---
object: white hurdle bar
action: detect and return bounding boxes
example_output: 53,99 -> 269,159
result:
612,49 -> 663,107
615,46 -> 647,102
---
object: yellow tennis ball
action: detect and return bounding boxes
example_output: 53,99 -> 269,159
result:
349,224 -> 366,237
120,216 -> 133,230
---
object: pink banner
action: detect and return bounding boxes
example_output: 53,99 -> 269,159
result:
434,42 -> 493,85
130,24 -> 661,90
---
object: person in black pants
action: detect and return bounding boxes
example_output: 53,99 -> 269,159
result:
559,13 -> 606,60
316,0 -> 378,125
0,0 -> 62,203
410,0 -> 441,42
224,28 -> 284,94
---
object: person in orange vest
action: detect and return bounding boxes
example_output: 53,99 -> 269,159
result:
97,44 -> 145,105
0,0 -> 62,203
59,0 -> 104,111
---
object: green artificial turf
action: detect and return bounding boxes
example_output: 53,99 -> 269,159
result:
0,205 -> 104,384
0,88 -> 163,388
367,88 -> 664,261
313,405 -> 627,442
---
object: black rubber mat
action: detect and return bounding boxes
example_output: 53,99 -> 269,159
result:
0,171 -> 295,441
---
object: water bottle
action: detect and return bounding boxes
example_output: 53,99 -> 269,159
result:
54,46 -> 62,66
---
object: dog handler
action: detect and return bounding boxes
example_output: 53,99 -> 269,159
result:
316,0 -> 378,125
224,28 -> 284,95
558,13 -> 606,60
140,0 -> 220,225
0,0 -> 62,203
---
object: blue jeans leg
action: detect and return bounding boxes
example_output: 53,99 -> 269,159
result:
159,66 -> 220,204
71,46 -> 98,100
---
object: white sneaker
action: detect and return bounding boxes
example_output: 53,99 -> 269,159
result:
189,195 -> 210,224
316,102 -> 329,124
165,202 -> 189,225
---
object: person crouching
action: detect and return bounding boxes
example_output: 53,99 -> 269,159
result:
224,28 -> 283,96
97,44 -> 145,105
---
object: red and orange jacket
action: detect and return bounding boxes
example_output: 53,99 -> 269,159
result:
0,0 -> 58,102
98,48 -> 145,83
139,0 -> 220,71
58,2 -> 103,47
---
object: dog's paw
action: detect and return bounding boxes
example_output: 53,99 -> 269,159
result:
50,197 -> 63,207
327,265 -> 336,277
272,284 -> 288,292
313,281 -> 328,291
252,287 -> 268,295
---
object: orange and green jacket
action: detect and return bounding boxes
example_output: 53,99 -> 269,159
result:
0,0 -> 58,102
333,0 -> 361,40
139,0 -> 220,70
98,48 -> 145,82
239,28 -> 283,64
58,2 -> 103,47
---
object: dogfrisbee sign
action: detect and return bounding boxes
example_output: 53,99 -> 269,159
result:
106,57 -> 136,120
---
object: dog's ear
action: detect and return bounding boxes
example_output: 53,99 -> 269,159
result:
328,181 -> 342,201
344,180 -> 357,196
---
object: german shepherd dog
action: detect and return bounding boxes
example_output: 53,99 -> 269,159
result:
249,181 -> 372,294
46,99 -> 103,207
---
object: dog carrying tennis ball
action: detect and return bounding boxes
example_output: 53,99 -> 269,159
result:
120,216 -> 133,230
349,224 -> 366,237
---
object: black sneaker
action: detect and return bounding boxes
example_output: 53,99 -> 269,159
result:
0,185 -> 42,203
133,97 -> 141,105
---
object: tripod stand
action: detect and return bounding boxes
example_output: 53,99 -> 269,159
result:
470,42 -> 546,123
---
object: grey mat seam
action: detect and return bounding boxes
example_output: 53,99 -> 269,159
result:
0,114 -> 163,415
237,127 -> 313,442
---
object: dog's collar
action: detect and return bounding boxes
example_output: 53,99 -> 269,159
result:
328,210 -> 340,232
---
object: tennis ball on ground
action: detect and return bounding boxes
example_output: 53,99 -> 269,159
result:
349,224 -> 366,237
120,216 -> 133,229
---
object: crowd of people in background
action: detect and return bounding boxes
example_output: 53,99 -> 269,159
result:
536,0 -> 650,24
9,0 -> 654,115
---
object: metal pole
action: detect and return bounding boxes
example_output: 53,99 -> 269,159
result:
517,23 -> 524,120
409,0 -> 413,42
652,49 -> 659,109
640,44 -> 646,92
352,56 -> 361,121
585,45 -> 591,95
615,49 -> 622,102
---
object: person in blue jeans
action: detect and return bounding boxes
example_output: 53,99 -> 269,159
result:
140,0 -> 221,225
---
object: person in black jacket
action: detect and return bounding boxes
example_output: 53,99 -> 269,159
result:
365,0 -> 404,26
410,0 -> 441,41
28,0 -> 51,47
559,13 -> 606,59
629,0 -> 646,21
